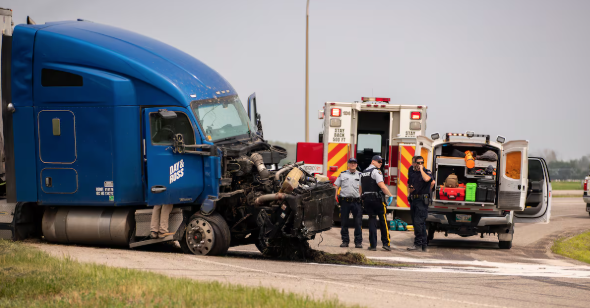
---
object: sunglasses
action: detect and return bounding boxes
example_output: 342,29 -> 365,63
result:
376,161 -> 383,164
416,162 -> 424,165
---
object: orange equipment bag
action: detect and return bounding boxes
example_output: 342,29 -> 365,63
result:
465,151 -> 475,169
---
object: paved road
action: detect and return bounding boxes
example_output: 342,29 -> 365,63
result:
35,198 -> 590,307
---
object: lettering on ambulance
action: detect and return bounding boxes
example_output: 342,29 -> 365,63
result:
169,159 -> 185,184
405,131 -> 416,137
332,128 -> 346,142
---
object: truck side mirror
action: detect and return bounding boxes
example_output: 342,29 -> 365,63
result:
158,109 -> 177,119
172,133 -> 185,154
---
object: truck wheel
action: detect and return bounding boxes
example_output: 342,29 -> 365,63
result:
427,224 -> 435,243
180,212 -> 231,256
499,240 -> 512,249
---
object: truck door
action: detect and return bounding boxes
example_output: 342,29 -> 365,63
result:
498,140 -> 528,211
414,136 -> 433,169
514,157 -> 551,223
143,107 -> 204,206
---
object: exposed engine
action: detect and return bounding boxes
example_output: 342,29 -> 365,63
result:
210,140 -> 335,258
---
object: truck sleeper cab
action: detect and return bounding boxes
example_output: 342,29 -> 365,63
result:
416,133 -> 551,249
1,19 -> 335,257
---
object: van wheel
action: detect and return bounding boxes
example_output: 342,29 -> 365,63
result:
180,212 -> 231,256
499,240 -> 512,249
427,223 -> 435,243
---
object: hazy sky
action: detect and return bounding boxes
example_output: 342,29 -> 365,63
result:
4,0 -> 589,159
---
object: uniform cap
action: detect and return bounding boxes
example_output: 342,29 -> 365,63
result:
348,158 -> 358,163
372,155 -> 383,162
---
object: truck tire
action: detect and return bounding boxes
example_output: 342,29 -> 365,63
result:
180,212 -> 231,256
499,240 -> 512,249
427,223 -> 434,243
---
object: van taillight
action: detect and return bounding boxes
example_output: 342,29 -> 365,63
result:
331,108 -> 341,117
411,112 -> 421,120
585,180 -> 588,191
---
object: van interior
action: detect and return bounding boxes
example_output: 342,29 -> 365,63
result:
432,143 -> 546,208
356,111 -> 390,171
432,144 -> 501,204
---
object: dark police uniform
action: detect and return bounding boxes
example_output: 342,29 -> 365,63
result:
335,168 -> 362,246
360,165 -> 391,249
408,165 -> 433,249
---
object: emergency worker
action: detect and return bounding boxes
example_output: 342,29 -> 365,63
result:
360,155 -> 394,251
407,156 -> 417,221
334,158 -> 363,248
150,204 -> 174,239
407,156 -> 434,252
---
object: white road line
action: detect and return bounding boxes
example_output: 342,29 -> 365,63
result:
187,255 -> 506,308
368,256 -> 590,279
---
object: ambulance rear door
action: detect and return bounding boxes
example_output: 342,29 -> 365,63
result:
498,140 -> 529,211
514,157 -> 551,223
324,103 -> 352,182
414,136 -> 433,169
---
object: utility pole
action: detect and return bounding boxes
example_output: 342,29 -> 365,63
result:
305,0 -> 310,142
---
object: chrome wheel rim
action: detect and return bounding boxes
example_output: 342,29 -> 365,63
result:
185,218 -> 215,255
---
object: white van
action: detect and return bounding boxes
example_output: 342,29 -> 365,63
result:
416,132 -> 552,249
583,176 -> 590,215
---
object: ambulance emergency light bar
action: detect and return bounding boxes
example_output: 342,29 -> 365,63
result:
444,132 -> 490,144
361,97 -> 390,102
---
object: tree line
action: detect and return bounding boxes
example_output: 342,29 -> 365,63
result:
535,149 -> 589,180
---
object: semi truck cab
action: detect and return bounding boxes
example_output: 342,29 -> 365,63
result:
0,16 -> 335,257
416,132 -> 552,249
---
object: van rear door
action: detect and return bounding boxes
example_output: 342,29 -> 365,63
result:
514,157 -> 551,223
498,140 -> 528,211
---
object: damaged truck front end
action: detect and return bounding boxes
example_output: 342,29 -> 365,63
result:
174,93 -> 336,258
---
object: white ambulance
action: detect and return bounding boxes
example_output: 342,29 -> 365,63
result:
296,97 -> 427,220
416,132 -> 552,249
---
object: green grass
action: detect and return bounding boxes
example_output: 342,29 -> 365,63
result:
551,231 -> 590,264
552,181 -> 583,190
0,240 -> 358,308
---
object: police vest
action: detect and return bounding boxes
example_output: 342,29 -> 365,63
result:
360,167 -> 381,194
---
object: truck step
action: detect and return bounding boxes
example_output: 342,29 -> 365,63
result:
129,235 -> 175,248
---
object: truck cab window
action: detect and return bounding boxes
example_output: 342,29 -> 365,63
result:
149,112 -> 195,145
191,95 -> 251,142
41,69 -> 83,87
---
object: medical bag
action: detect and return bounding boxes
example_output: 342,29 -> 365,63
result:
444,173 -> 459,188
440,187 -> 466,201
466,183 -> 477,202
476,179 -> 496,203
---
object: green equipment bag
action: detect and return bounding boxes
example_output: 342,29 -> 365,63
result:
389,218 -> 408,231
466,183 -> 477,202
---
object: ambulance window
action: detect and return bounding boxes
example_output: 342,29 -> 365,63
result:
150,112 -> 195,145
357,134 -> 381,153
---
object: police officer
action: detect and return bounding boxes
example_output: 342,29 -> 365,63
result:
360,155 -> 394,251
334,158 -> 363,248
407,156 -> 435,252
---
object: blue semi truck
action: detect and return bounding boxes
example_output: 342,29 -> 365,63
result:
0,9 -> 335,257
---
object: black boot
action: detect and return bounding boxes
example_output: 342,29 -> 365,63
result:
407,245 -> 420,251
355,243 -> 363,249
368,246 -> 377,251
422,245 -> 428,252
340,242 -> 349,248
